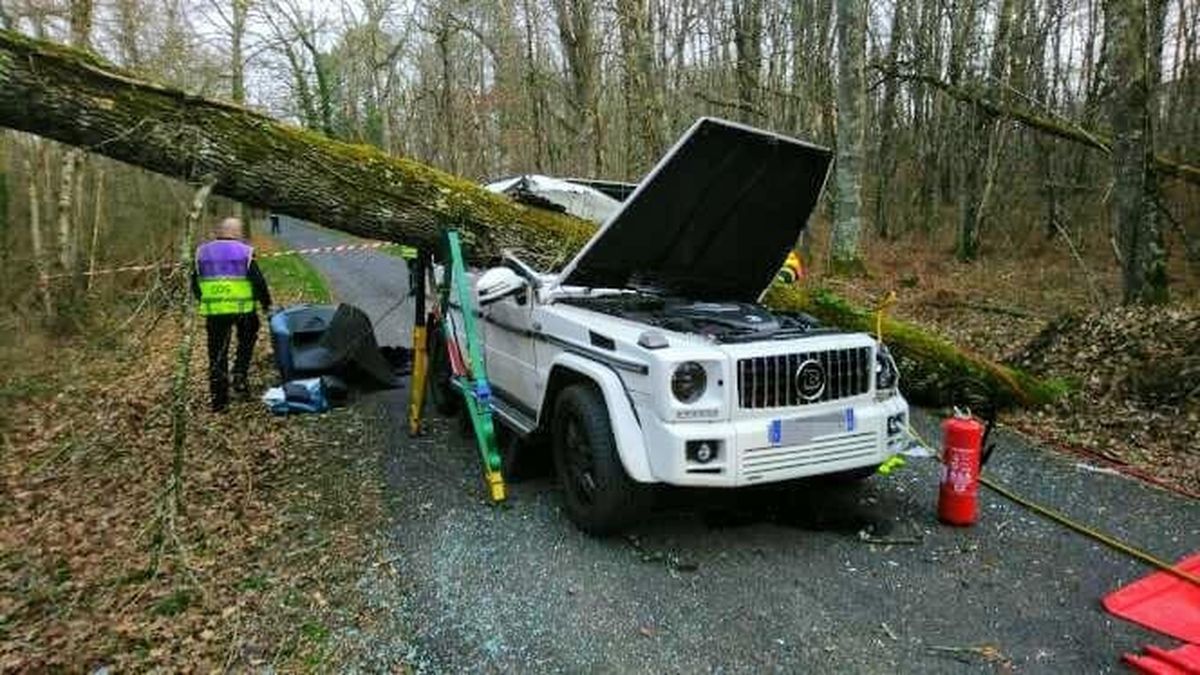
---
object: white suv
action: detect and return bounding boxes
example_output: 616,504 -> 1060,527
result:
443,118 -> 909,534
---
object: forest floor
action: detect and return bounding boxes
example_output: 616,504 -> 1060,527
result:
811,225 -> 1200,495
0,262 -> 394,670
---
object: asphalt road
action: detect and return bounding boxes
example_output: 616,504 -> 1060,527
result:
277,221 -> 1200,673
273,216 -> 412,347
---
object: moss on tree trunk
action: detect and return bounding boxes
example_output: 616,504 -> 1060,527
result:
0,30 -> 595,270
763,285 -> 1065,407
0,29 -> 1060,408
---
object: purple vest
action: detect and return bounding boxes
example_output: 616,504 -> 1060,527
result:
196,239 -> 253,278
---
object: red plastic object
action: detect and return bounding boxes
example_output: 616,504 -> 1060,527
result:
938,414 -> 984,526
1103,552 -> 1200,643
1122,644 -> 1200,675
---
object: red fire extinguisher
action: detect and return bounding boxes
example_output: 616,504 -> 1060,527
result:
938,410 -> 985,526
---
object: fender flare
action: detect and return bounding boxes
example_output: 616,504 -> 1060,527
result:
540,352 -> 655,483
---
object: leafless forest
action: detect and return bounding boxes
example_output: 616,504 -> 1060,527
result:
1,0 -> 1198,315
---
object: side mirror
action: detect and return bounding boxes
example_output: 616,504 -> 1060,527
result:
477,267 -> 527,306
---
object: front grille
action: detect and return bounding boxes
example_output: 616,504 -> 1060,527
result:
742,431 -> 878,481
736,346 -> 872,409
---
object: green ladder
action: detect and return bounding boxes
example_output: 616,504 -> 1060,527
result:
414,230 -> 507,503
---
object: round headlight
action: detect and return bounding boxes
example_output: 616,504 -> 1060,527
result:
671,362 -> 707,403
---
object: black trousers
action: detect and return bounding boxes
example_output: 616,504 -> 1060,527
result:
205,313 -> 260,409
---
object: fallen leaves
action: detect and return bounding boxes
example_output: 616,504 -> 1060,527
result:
818,233 -> 1199,496
1009,305 -> 1200,493
0,316 -> 389,670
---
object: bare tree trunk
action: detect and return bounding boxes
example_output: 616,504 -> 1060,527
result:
434,16 -> 458,174
0,140 -> 7,270
616,0 -> 667,174
68,0 -> 93,51
272,32 -> 319,129
874,2 -> 904,239
56,0 -> 94,290
731,0 -> 763,125
215,0 -> 252,104
1105,0 -> 1168,303
831,0 -> 866,272
24,139 -> 50,315
551,0 -> 602,174
86,167 -> 104,291
69,147 -> 85,271
55,148 -> 81,274
270,0 -> 334,137
520,0 -> 547,172
113,0 -> 142,67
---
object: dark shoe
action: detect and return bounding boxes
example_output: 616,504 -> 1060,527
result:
232,374 -> 250,398
211,400 -> 229,414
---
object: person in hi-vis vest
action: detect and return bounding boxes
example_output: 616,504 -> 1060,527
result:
190,218 -> 273,412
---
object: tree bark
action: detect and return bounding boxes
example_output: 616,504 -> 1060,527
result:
615,0 -> 667,174
23,138 -> 50,315
1105,0 -> 1168,304
68,0 -> 94,51
831,0 -> 865,272
86,167 -> 104,291
520,0 -> 547,172
433,14 -> 459,174
956,0 -> 1018,262
550,0 -> 602,175
0,29 -> 1059,408
55,148 -> 81,273
112,0 -> 142,68
873,2 -> 903,239
731,0 -> 763,125
229,0 -> 250,105
0,141 -> 7,269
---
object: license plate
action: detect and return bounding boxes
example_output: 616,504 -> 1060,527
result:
768,409 -> 856,447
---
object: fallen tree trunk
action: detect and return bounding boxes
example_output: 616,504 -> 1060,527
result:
765,286 -> 1065,407
0,30 -> 596,269
0,29 -> 1059,407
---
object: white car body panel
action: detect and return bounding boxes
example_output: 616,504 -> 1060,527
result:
453,276 -> 910,488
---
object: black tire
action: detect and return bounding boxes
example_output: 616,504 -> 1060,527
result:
552,384 -> 652,535
426,322 -> 461,416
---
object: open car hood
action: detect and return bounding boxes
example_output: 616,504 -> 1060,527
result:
558,118 -> 832,302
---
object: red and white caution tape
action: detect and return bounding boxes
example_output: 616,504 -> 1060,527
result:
258,241 -> 409,259
41,240 -> 415,282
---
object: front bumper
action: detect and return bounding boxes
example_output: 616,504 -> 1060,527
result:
638,395 -> 910,487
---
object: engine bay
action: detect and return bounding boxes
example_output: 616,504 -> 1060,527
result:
561,294 -> 832,343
